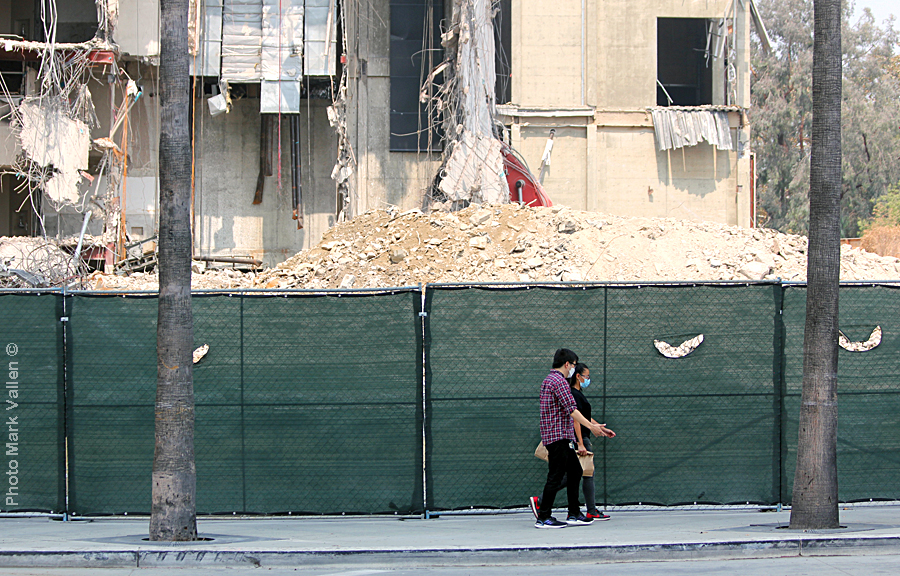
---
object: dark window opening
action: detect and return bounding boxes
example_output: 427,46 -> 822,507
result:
0,174 -> 39,238
34,0 -> 101,44
0,61 -> 26,96
390,0 -> 444,152
657,18 -> 713,107
494,0 -> 511,105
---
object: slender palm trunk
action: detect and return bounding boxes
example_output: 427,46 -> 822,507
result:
789,0 -> 842,530
150,0 -> 197,541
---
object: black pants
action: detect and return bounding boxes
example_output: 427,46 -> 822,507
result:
538,439 -> 582,520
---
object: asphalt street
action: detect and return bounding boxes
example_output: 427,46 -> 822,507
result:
0,554 -> 900,575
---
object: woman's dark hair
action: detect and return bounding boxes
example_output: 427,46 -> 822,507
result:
568,362 -> 589,386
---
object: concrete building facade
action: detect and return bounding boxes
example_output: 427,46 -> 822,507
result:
0,0 -> 760,267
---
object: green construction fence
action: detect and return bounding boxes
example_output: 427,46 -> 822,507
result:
0,282 -> 898,515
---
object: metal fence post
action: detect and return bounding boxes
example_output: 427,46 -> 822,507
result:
774,283 -> 787,509
59,286 -> 70,520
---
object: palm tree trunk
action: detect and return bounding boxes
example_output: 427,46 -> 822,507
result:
789,0 -> 842,530
149,0 -> 197,541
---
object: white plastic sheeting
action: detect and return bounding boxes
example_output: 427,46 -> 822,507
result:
650,107 -> 734,152
261,0 -> 303,80
261,79 -> 302,113
305,0 -> 336,76
190,0 -> 222,76
213,0 -> 335,83
221,0 -> 263,81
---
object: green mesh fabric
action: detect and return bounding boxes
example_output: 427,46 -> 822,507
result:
425,284 -> 782,509
66,291 -> 422,515
6,283 -> 900,515
0,293 -> 64,512
781,284 -> 900,503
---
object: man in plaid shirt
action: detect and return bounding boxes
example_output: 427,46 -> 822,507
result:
532,348 -> 611,528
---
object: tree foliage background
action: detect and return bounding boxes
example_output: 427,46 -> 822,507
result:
752,0 -> 900,236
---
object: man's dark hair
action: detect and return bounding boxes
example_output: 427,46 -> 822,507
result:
552,348 -> 578,369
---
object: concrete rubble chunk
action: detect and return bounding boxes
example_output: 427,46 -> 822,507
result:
558,220 -> 578,234
524,257 -> 543,270
469,210 -> 492,226
390,248 -> 408,264
739,261 -> 771,280
469,236 -> 489,250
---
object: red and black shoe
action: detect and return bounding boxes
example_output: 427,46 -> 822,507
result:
585,510 -> 610,521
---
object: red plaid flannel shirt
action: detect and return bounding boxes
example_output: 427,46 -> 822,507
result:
539,370 -> 577,445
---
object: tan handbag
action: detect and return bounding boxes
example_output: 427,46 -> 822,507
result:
535,441 -> 594,477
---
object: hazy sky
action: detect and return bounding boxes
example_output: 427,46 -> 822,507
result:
854,0 -> 897,26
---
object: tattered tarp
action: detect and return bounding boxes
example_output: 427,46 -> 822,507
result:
221,0 -> 263,81
650,108 -> 734,152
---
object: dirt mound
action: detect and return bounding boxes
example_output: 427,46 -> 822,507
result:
86,204 -> 900,291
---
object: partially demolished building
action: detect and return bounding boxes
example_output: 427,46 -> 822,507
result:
0,0 -> 766,267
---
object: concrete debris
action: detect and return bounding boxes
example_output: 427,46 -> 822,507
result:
738,261 -> 771,280
0,237 -> 83,288
390,248 -> 408,264
82,204 -> 900,291
18,101 -> 91,205
423,0 -> 509,206
558,220 -> 578,234
469,236 -> 488,250
438,129 -> 507,204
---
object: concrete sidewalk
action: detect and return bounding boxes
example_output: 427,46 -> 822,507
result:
1,506 -> 899,569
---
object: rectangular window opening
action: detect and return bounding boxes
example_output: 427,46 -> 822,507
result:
389,0 -> 444,152
657,18 -> 714,107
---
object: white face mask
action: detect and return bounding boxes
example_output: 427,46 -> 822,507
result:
567,366 -> 575,378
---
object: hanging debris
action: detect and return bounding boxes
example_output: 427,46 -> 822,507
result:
0,0 -> 119,225
424,0 -> 509,207
650,107 -> 735,152
328,0 -> 355,222
17,101 -> 92,205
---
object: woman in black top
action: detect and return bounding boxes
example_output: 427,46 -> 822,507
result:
569,362 -> 615,520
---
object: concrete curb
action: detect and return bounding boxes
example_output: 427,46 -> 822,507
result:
1,536 -> 899,568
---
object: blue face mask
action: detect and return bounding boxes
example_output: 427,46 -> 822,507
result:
581,378 -> 591,388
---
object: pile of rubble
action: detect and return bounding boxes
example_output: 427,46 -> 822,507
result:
82,204 -> 900,291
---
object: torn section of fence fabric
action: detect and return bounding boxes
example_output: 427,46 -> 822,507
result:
650,108 -> 734,152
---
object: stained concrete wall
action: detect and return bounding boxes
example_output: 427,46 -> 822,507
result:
344,0 -> 754,228
346,0 -> 441,216
194,97 -> 338,265
117,0 -> 161,57
500,0 -> 753,227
